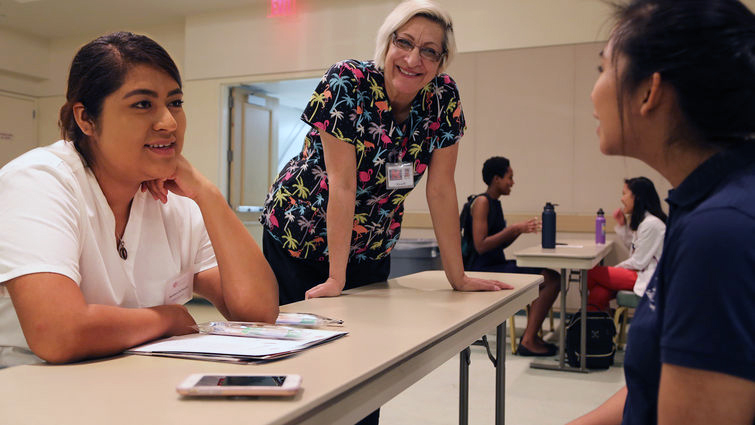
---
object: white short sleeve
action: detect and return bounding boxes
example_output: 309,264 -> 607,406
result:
187,200 -> 217,273
0,154 -> 82,285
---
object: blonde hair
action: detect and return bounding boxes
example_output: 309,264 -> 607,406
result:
373,0 -> 456,74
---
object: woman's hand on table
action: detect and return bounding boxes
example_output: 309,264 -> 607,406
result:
451,275 -> 514,291
305,277 -> 347,299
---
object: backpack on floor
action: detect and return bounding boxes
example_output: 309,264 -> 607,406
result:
565,311 -> 617,369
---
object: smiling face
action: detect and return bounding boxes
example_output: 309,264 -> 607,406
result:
497,166 -> 514,196
383,16 -> 445,108
85,64 -> 185,189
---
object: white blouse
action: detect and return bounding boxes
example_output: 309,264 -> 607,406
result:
614,212 -> 666,296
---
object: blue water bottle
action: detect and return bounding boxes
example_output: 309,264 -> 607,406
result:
595,208 -> 606,244
542,202 -> 557,249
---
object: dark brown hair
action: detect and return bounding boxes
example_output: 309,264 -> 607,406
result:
609,0 -> 755,149
59,31 -> 182,166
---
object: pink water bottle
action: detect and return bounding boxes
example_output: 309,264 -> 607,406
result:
595,208 -> 606,244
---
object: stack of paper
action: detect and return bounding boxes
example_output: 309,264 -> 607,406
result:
126,327 -> 347,363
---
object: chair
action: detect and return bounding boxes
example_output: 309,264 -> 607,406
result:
613,290 -> 641,350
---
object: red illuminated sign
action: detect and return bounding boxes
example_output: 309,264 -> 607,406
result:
269,0 -> 296,17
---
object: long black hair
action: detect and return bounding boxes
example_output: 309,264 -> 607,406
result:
609,0 -> 755,149
625,177 -> 667,230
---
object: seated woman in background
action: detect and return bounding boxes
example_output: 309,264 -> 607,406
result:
462,156 -> 560,356
587,177 -> 666,311
568,0 -> 754,423
0,32 -> 278,368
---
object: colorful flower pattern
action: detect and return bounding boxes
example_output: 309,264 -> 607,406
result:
261,60 -> 465,262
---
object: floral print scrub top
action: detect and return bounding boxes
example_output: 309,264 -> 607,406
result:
261,59 -> 465,263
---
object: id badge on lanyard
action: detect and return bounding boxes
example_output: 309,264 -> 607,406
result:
386,162 -> 415,189
385,131 -> 415,189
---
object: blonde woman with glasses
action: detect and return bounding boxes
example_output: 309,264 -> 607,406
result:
261,0 -> 511,308
261,4 -> 511,420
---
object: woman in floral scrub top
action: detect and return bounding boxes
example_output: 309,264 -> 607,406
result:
261,0 -> 511,306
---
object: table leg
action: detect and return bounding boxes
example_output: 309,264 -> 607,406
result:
496,322 -> 505,425
559,268 -> 567,368
529,268 -> 590,373
580,270 -> 588,372
459,347 -> 470,425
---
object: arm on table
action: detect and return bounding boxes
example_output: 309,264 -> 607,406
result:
146,154 -> 278,323
303,131 -> 357,299
426,144 -> 512,291
7,273 -> 196,364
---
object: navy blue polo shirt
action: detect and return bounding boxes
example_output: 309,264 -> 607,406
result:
622,143 -> 755,425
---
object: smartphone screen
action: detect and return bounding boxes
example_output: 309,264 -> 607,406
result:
196,375 -> 287,387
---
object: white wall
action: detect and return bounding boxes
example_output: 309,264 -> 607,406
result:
0,28 -> 49,96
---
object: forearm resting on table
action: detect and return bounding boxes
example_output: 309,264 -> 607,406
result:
427,181 -> 466,287
40,303 -> 195,364
9,274 -> 195,364
325,183 -> 356,283
194,184 -> 278,323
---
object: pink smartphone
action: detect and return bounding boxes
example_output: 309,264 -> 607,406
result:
176,373 -> 302,397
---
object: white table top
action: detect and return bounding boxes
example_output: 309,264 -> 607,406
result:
515,239 -> 614,270
0,271 -> 541,425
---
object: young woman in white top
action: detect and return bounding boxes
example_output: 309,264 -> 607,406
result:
587,177 -> 666,311
0,32 -> 278,367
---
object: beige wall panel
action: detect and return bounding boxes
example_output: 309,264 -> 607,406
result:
572,42 -> 671,213
36,95 -> 65,146
182,79 -> 225,188
572,42 -> 628,213
473,46 -> 576,213
38,23 -> 186,98
450,53 -> 480,210
185,0 -> 620,81
0,29 -> 48,80
0,93 -> 36,168
185,1 -> 393,81
442,0 -> 613,52
0,29 -> 48,96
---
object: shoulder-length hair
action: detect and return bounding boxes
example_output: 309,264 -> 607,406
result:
373,0 -> 456,74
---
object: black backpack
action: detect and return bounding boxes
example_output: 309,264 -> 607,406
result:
459,194 -> 479,268
565,311 -> 617,369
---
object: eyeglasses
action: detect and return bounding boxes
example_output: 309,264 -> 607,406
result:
391,33 -> 445,63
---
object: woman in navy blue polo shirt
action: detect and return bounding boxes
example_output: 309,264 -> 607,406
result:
569,0 -> 755,424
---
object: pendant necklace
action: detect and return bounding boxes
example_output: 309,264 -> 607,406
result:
117,237 -> 128,260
